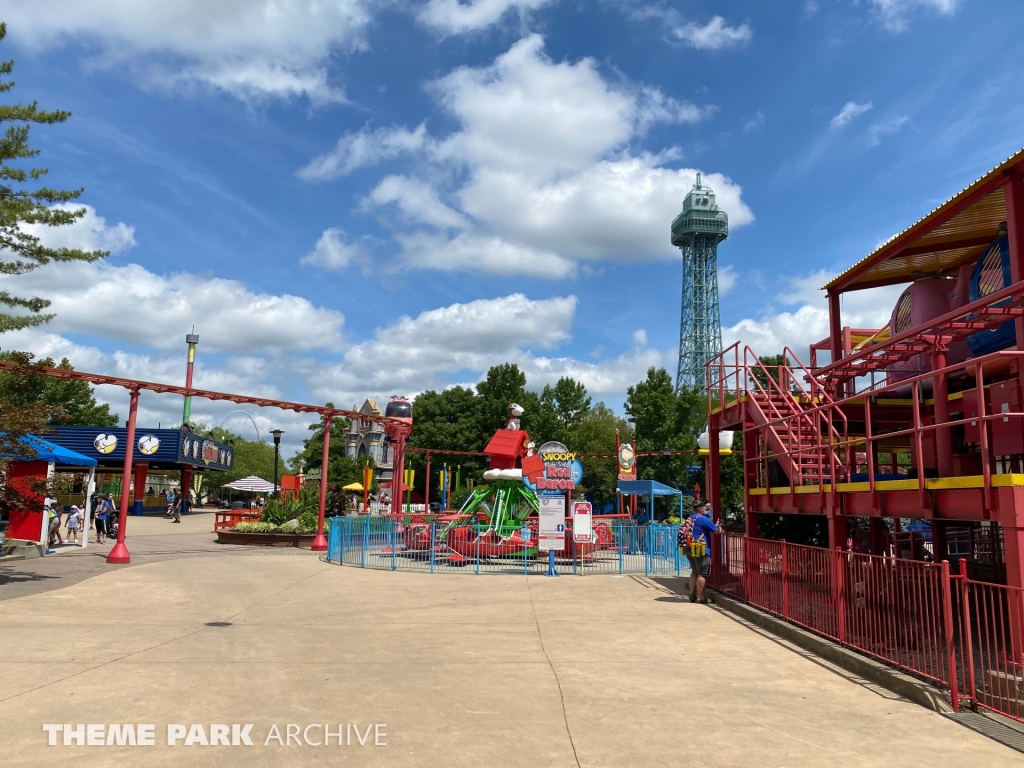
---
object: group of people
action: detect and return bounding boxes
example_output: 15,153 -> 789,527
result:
45,492 -> 119,551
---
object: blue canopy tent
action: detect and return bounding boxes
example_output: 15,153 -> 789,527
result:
3,436 -> 98,552
16,435 -> 99,467
617,480 -> 690,523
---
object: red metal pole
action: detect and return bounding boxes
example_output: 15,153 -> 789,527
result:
931,349 -> 952,477
312,414 -> 331,552
107,388 -> 138,564
424,452 -> 431,511
828,290 -> 843,396
940,560 -> 960,710
959,558 -> 977,708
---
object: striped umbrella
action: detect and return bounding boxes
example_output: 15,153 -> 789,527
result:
221,476 -> 277,492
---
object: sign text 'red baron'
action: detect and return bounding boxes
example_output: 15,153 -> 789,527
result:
527,441 -> 583,493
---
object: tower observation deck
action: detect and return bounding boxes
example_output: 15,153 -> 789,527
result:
671,173 -> 729,392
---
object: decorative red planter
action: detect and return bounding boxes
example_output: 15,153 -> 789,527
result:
215,530 -> 317,548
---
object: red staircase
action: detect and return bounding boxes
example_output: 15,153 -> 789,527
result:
710,345 -> 847,488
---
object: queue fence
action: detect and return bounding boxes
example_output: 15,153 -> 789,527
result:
325,516 -> 691,578
708,532 -> 1024,722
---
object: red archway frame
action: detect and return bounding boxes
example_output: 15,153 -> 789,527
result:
0,360 -> 410,563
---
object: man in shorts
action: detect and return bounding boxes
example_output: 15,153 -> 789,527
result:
687,503 -> 723,604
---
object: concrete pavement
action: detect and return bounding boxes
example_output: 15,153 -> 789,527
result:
1,553 -> 1020,767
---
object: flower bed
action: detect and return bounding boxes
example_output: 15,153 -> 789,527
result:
215,529 -> 318,548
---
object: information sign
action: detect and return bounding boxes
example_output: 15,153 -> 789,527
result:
572,501 -> 593,543
539,494 -> 565,551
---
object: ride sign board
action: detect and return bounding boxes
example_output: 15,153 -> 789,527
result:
523,441 -> 583,495
572,501 -> 593,544
538,494 -> 566,551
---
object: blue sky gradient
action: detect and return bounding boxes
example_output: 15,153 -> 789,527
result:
0,0 -> 1021,452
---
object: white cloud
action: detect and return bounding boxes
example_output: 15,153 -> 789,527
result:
308,293 -> 577,398
742,111 -> 765,134
830,101 -> 873,129
871,0 -> 961,32
297,124 -> 428,182
4,0 -> 375,103
364,176 -> 469,230
0,261 -> 346,354
718,265 -> 738,296
670,16 -> 753,50
22,204 -> 136,255
867,115 -> 910,147
300,228 -> 367,271
418,0 -> 552,35
395,231 -> 577,279
632,328 -> 647,346
343,35 -> 747,278
724,269 -> 904,358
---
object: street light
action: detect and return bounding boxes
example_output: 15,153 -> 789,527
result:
271,429 -> 284,497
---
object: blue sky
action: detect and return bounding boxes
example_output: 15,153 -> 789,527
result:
1,0 -> 1021,453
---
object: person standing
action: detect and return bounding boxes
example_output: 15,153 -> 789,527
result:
172,487 -> 182,523
165,488 -> 175,519
47,502 -> 64,549
95,494 -> 112,544
686,503 -> 723,604
66,505 -> 82,544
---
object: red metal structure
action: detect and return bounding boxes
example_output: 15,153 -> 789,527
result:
0,360 -> 409,563
706,146 -> 1024,718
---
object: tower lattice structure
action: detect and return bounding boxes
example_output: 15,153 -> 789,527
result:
671,173 -> 729,392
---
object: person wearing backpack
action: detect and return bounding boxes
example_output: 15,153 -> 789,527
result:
684,503 -> 723,604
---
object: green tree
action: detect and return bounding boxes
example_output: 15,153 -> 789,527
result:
0,353 -> 118,426
288,403 -> 349,473
0,24 -> 109,332
539,376 -> 591,445
408,386 -> 487,496
0,23 -> 111,520
475,363 -> 530,435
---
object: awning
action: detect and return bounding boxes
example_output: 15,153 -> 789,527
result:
824,146 -> 1024,293
617,480 -> 680,496
6,435 -> 98,468
221,476 -> 276,492
341,482 -> 364,491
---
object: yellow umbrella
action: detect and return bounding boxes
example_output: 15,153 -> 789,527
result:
341,482 -> 364,491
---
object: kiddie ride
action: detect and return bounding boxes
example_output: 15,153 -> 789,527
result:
389,404 -> 616,565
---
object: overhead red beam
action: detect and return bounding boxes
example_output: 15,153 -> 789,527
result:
0,360 -> 404,427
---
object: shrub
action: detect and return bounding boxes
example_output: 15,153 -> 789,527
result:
234,522 -> 276,533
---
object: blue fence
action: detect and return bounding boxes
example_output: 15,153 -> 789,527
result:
325,516 -> 690,577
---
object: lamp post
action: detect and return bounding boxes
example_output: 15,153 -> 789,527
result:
271,429 -> 284,498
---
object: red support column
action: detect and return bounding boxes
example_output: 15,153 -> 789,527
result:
424,452 -> 431,511
107,388 -> 139,564
312,414 -> 331,552
931,348 -> 953,477
132,462 -> 149,516
180,466 -> 192,514
828,291 -> 842,364
868,517 -> 889,556
745,510 -> 758,539
389,424 -> 411,518
932,520 -> 949,563
1006,174 -> 1024,370
708,428 -> 721,522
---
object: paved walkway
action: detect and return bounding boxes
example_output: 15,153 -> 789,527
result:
1,545 -> 1021,767
0,510 -> 315,601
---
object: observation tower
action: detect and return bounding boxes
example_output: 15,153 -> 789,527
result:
671,173 -> 729,392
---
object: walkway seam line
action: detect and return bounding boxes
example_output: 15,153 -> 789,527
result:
525,576 -> 582,768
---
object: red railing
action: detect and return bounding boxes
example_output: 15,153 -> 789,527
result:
710,533 -> 1024,721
